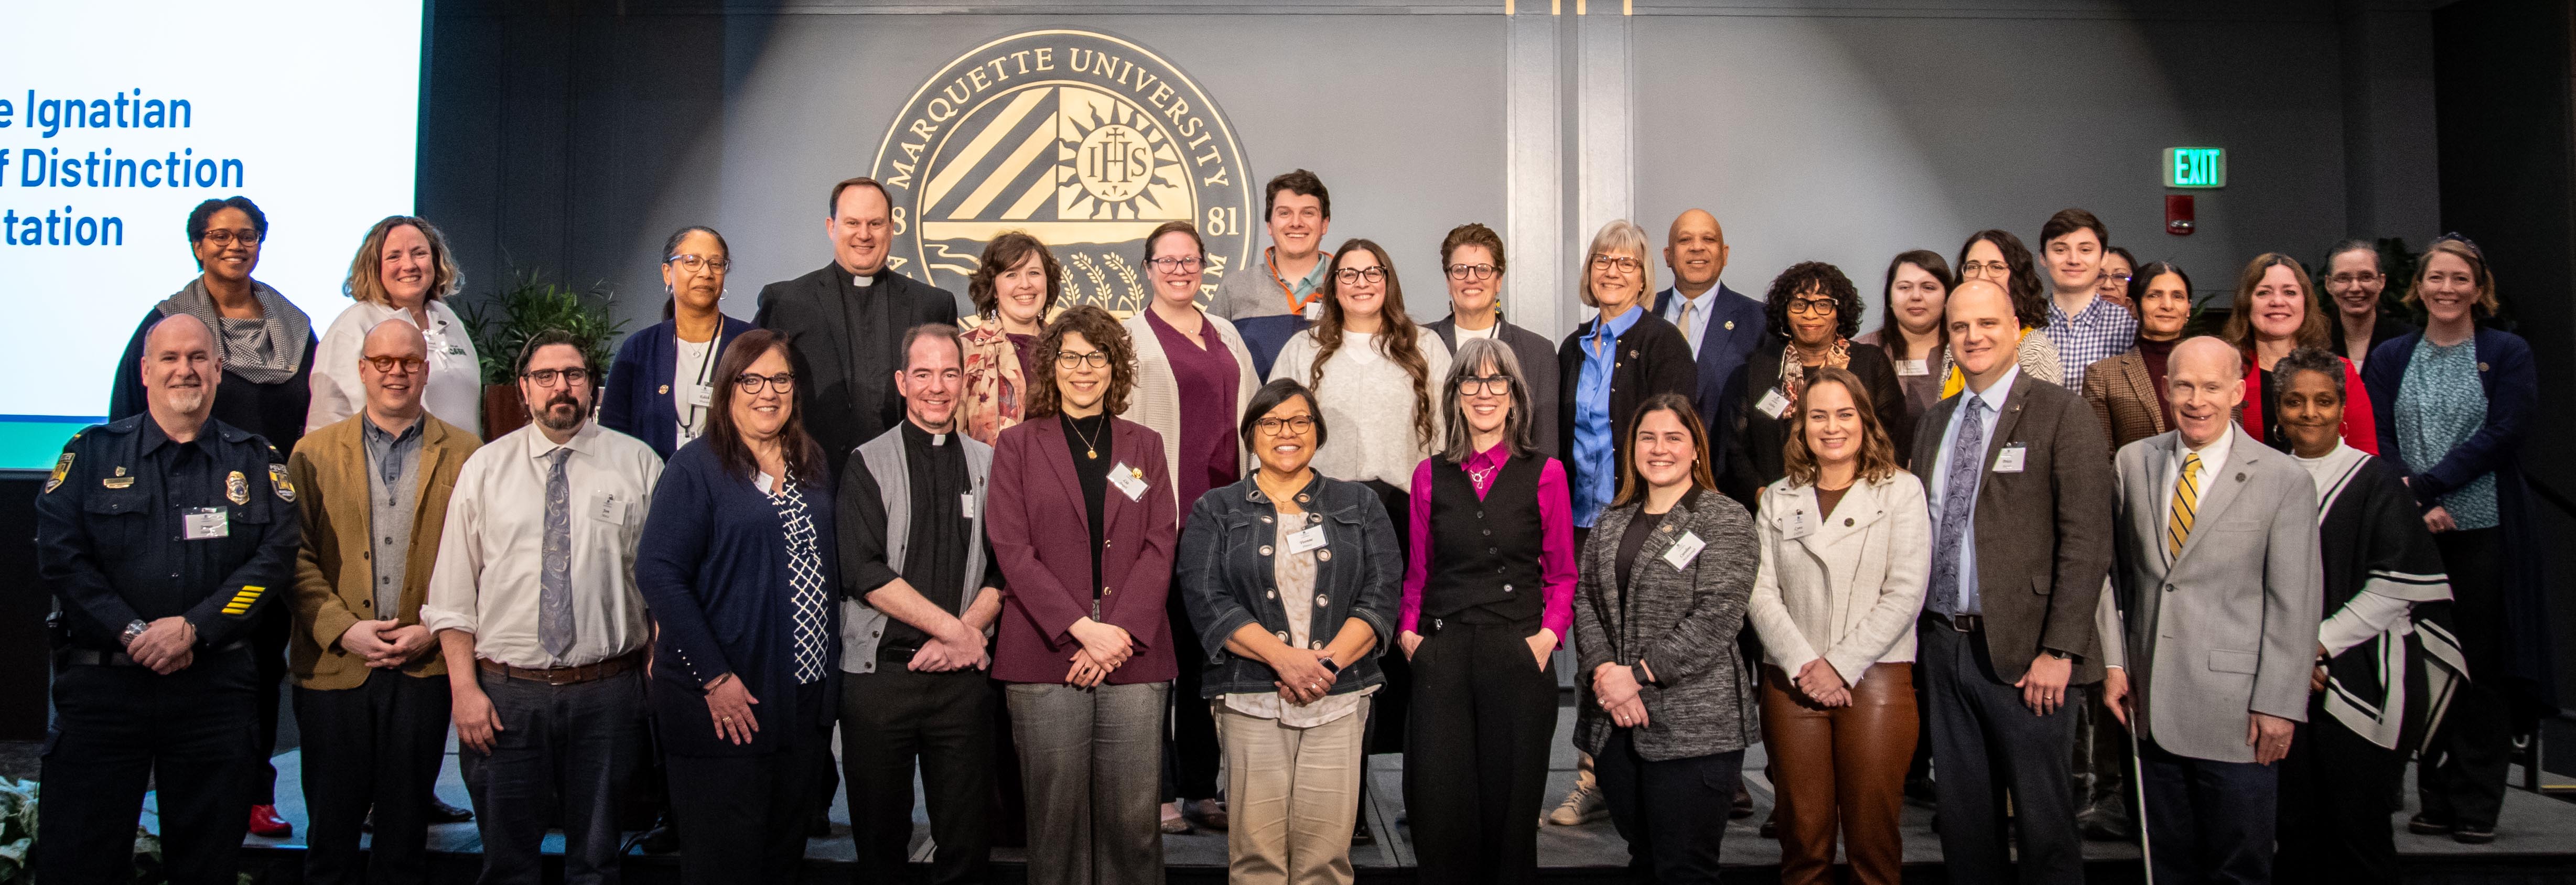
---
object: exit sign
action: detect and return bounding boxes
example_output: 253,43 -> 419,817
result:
2165,147 -> 2226,188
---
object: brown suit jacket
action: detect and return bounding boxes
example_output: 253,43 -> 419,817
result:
1910,373 -> 2117,684
286,412 -> 480,689
2081,348 -> 2168,456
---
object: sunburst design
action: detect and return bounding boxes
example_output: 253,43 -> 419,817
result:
1059,96 -> 1185,221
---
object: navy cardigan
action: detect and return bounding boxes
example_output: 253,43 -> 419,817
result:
636,439 -> 841,757
602,315 -> 756,459
2363,326 -> 2556,711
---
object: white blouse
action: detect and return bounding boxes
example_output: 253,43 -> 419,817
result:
1269,328 -> 1451,490
307,299 -> 483,438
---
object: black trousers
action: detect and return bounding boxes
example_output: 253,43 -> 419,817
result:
666,679 -> 834,885
2419,527 -> 2512,830
1360,478 -> 1413,755
295,670 -> 453,885
2138,739 -> 2277,885
251,604 -> 288,806
1403,618 -> 1557,885
2275,703 -> 2402,885
35,649 -> 258,885
1595,730 -> 1739,884
1163,590 -> 1221,803
843,665 -> 995,884
460,668 -> 649,885
1918,620 -> 2086,885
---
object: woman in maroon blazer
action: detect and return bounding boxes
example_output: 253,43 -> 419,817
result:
986,305 -> 1179,885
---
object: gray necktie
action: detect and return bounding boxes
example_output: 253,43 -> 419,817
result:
1928,396 -> 1987,615
540,448 -> 575,661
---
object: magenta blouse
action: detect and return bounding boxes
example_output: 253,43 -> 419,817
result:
1398,443 -> 1579,643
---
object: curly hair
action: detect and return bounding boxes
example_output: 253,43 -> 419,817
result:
2272,346 -> 2347,397
2223,253 -> 2327,351
1310,238 -> 1435,449
1780,366 -> 1902,488
1023,305 -> 1136,418
1763,261 -> 1863,343
967,231 -> 1061,319
1610,393 -> 1718,507
1956,229 -> 2047,329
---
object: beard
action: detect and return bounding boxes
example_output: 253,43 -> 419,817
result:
161,381 -> 207,415
534,390 -> 588,433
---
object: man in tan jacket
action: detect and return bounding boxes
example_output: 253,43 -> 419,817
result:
286,318 -> 481,885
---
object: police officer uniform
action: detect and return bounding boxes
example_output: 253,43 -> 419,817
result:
33,413 -> 300,885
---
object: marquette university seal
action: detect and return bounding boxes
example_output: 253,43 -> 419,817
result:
870,29 -> 1254,312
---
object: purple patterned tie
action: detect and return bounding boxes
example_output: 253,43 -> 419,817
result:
1928,396 -> 1986,614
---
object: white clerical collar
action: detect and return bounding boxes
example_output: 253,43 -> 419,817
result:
853,274 -> 876,287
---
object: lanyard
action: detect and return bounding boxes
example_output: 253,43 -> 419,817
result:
678,329 -> 719,435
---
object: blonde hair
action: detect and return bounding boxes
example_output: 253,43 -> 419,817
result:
1780,367 -> 1902,488
343,215 -> 462,306
2403,238 -> 2502,317
1577,219 -> 1657,308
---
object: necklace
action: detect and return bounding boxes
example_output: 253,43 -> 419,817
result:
1468,462 -> 1497,487
1068,415 -> 1106,460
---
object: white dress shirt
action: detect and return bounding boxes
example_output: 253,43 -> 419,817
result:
1925,364 -> 2018,615
307,299 -> 483,438
421,421 -> 664,667
2160,426 -> 2234,566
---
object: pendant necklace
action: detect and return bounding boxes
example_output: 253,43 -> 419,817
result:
1069,416 -> 1105,460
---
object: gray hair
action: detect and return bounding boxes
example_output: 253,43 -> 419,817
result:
1438,337 -> 1535,462
1578,219 -> 1657,308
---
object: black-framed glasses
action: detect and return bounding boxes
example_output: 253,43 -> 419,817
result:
521,367 -> 591,387
1055,350 -> 1112,370
1148,256 -> 1203,274
2102,272 -> 2133,284
735,371 -> 795,394
1334,266 -> 1386,285
1254,415 -> 1317,435
1445,263 -> 1499,282
666,253 -> 730,273
202,229 -> 262,246
364,355 -> 427,374
1786,297 -> 1838,316
1589,254 -> 1641,273
1457,376 -> 1513,396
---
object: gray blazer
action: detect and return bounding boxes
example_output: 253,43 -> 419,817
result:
1908,372 -> 2117,684
1572,490 -> 1760,762
1424,315 -> 1562,460
2101,426 -> 2322,763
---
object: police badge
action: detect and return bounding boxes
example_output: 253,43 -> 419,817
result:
227,470 -> 251,505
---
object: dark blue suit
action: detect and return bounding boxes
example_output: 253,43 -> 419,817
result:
1648,284 -> 1767,461
601,315 -> 756,459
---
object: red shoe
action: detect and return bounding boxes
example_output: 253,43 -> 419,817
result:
247,804 -> 293,838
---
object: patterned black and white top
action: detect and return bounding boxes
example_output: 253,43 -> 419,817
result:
774,478 -> 831,685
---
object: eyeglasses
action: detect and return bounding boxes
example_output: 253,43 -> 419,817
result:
2327,272 -> 2382,286
667,253 -> 730,273
1334,266 -> 1387,285
1445,263 -> 1499,282
1590,254 -> 1641,273
1959,261 -> 2010,279
1254,415 -> 1317,435
1457,376 -> 1513,396
1055,349 -> 1112,369
364,355 -> 426,374
1786,297 -> 1838,316
1148,255 -> 1203,274
521,367 -> 591,387
734,371 -> 796,394
2102,272 -> 2133,284
202,229 -> 262,246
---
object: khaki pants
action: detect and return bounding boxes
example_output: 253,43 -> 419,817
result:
1217,704 -> 1366,885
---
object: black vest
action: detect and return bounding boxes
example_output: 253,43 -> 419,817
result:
1422,453 -> 1547,624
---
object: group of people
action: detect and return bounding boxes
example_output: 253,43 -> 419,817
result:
28,170 -> 2546,885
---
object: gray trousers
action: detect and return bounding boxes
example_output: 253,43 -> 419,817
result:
1919,621 -> 2087,885
1005,681 -> 1169,885
460,668 -> 649,885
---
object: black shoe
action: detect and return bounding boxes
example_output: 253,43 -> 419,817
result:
2408,813 -> 2452,836
1759,811 -> 1777,839
807,812 -> 833,838
1351,824 -> 1375,846
638,822 -> 680,854
428,796 -> 475,824
2452,825 -> 2496,845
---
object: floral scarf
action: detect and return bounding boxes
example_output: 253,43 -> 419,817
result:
1777,337 -> 1852,409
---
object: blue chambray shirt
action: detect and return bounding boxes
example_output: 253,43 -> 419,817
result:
1571,306 -> 1643,528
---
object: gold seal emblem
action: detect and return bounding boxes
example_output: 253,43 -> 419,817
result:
227,471 -> 250,505
872,29 -> 1254,312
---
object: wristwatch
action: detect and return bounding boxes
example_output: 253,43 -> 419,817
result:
121,619 -> 149,648
2045,648 -> 2074,662
1319,657 -> 1342,674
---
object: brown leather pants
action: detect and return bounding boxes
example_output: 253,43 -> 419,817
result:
1760,663 -> 1917,885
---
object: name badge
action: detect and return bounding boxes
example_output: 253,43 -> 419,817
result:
1286,524 -> 1327,554
1662,530 -> 1706,570
961,492 -> 977,521
1755,387 -> 1794,420
588,491 -> 630,524
1993,443 -> 2027,473
1896,359 -> 1930,376
181,506 -> 230,541
1302,299 -> 1324,322
688,384 -> 714,408
1782,506 -> 1816,541
1107,462 -> 1149,501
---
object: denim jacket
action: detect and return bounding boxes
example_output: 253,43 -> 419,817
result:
1176,471 -> 1402,699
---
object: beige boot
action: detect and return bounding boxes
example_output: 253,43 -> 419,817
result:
1547,752 -> 1608,825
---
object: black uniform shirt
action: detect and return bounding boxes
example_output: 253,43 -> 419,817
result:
34,413 -> 301,653
840,422 -> 1000,650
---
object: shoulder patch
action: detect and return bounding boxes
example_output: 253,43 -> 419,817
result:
45,452 -> 72,494
269,463 -> 295,502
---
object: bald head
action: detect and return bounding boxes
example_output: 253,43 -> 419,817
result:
141,314 -> 219,429
1945,278 -> 2022,385
2166,336 -> 2245,448
361,319 -> 430,426
1664,209 -> 1729,292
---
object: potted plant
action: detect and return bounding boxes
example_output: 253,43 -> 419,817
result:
457,270 -> 626,440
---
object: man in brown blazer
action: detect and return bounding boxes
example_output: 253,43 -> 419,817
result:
1908,280 -> 2117,885
285,319 -> 481,885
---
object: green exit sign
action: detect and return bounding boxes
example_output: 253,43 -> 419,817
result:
2165,147 -> 2226,188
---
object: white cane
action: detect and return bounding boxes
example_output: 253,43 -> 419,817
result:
2125,692 -> 2153,881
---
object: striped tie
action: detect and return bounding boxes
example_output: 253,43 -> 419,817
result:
2167,452 -> 2202,558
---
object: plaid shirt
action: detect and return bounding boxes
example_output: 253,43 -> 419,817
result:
2047,295 -> 2138,388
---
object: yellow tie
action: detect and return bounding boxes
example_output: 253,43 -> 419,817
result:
2167,452 -> 2202,557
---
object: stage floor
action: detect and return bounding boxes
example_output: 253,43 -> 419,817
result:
217,700 -> 2576,881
